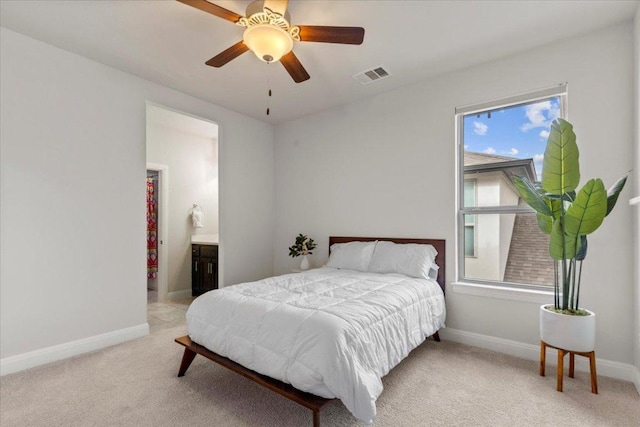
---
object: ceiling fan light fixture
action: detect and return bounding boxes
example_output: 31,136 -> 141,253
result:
243,24 -> 293,63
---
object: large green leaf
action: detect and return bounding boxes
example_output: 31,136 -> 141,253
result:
606,174 -> 628,216
513,176 -> 553,216
533,180 -> 563,218
541,119 -> 580,196
564,179 -> 607,236
537,212 -> 552,234
535,188 -> 563,235
549,197 -> 563,219
550,219 -> 578,260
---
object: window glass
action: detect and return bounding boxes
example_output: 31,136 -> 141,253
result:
457,87 -> 566,289
464,180 -> 476,256
462,213 -> 553,287
464,180 -> 476,209
462,98 -> 561,207
464,225 -> 475,257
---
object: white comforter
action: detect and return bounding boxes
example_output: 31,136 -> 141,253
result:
186,267 -> 446,423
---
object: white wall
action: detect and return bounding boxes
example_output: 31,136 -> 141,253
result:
146,105 -> 219,295
0,27 -> 274,361
466,174 -> 500,280
274,24 -> 635,364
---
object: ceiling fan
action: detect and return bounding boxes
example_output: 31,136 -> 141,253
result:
177,0 -> 365,83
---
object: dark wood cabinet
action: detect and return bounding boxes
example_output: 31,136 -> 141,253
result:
191,244 -> 218,296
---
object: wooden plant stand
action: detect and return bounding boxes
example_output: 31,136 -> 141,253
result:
175,335 -> 332,427
539,340 -> 598,394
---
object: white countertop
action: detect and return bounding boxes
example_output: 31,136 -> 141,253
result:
191,234 -> 219,245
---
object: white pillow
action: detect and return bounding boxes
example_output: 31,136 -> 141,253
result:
428,264 -> 440,280
368,241 -> 438,280
326,241 -> 377,272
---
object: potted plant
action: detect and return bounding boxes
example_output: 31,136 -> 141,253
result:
288,234 -> 317,270
513,118 -> 627,352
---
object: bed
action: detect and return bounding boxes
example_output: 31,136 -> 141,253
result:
175,236 -> 446,426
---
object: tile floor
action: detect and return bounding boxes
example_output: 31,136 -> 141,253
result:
147,290 -> 194,333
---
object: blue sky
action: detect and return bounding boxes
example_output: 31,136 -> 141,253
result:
463,97 -> 560,179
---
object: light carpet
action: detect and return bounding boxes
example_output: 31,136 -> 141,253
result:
1,325 -> 638,427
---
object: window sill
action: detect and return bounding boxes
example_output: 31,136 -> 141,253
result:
452,281 -> 554,304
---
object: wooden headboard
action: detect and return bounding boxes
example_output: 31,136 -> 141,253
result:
329,236 -> 446,294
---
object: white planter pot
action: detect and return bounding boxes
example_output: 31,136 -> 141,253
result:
299,255 -> 310,271
540,305 -> 596,352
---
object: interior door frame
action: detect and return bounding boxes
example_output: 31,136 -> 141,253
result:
146,163 -> 169,302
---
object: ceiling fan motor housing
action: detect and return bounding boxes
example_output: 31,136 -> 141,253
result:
245,1 -> 291,24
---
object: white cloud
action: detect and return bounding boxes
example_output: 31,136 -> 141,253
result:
473,121 -> 488,136
483,147 -> 496,154
509,148 -> 519,155
539,130 -> 550,139
464,144 -> 469,150
534,154 -> 544,162
520,100 -> 559,132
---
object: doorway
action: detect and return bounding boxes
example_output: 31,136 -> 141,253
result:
145,103 -> 219,332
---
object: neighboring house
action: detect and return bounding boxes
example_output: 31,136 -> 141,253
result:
464,151 -> 554,286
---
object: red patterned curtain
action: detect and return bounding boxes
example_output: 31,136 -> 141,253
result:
147,177 -> 158,279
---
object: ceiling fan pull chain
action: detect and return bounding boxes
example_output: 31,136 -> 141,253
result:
266,82 -> 272,116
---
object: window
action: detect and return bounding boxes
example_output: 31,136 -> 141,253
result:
464,180 -> 476,257
456,85 -> 567,289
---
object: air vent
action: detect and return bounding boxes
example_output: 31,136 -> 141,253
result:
353,66 -> 391,85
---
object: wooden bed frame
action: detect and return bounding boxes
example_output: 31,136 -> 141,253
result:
175,236 -> 446,426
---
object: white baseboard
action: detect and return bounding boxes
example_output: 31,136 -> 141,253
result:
440,328 -> 638,385
167,289 -> 192,301
0,323 -> 149,376
632,365 -> 640,395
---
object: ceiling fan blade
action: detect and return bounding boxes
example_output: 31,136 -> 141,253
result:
298,26 -> 365,45
263,0 -> 288,16
280,51 -> 310,83
176,0 -> 243,23
205,41 -> 250,67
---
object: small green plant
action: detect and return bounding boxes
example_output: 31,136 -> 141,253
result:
514,119 -> 627,314
288,234 -> 317,257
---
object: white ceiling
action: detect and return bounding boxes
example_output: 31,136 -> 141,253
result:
1,0 -> 638,124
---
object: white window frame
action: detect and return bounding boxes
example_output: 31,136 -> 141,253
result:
455,84 -> 568,292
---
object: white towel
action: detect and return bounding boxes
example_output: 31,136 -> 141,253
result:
192,210 -> 204,228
